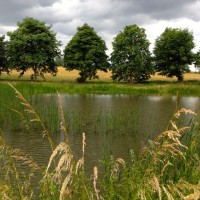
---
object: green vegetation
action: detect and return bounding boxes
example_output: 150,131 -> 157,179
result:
6,17 -> 61,81
63,23 -> 109,83
0,35 -> 8,74
0,86 -> 200,199
110,24 -> 153,83
1,81 -> 200,96
154,28 -> 194,81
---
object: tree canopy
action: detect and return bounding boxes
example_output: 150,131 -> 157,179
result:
63,23 -> 109,83
6,17 -> 61,81
153,28 -> 194,81
0,35 -> 8,75
110,24 -> 153,83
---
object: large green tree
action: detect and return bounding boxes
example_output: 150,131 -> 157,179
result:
7,17 -> 61,81
110,24 -> 153,83
63,23 -> 109,83
0,35 -> 9,75
154,28 -> 194,81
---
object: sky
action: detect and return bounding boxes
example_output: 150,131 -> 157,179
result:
1,0 -> 200,56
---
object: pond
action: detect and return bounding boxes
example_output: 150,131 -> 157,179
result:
3,94 -> 198,175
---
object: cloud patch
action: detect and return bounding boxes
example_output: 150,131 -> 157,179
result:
0,0 -> 200,53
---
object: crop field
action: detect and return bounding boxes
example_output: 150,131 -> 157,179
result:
1,67 -> 200,82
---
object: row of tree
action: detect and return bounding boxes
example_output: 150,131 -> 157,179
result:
0,17 -> 199,82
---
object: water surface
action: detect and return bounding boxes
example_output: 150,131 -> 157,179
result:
4,94 -> 198,173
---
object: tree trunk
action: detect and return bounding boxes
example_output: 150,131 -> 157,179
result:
177,73 -> 183,82
77,71 -> 87,83
128,74 -> 133,83
33,66 -> 38,81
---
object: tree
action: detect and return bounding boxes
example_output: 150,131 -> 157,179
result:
110,24 -> 153,83
7,17 -> 61,81
154,28 -> 194,81
0,35 -> 9,75
63,23 -> 109,83
194,51 -> 200,72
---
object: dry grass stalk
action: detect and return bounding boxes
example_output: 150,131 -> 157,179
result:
82,132 -> 86,165
57,93 -> 68,143
111,158 -> 125,178
137,189 -> 147,200
10,148 -> 40,170
153,175 -> 162,200
0,132 -> 37,199
162,185 -> 174,200
44,142 -> 71,178
171,185 -> 185,199
93,166 -> 100,200
140,108 -> 197,200
174,108 -> 196,119
146,126 -> 187,173
8,83 -> 54,151
43,140 -> 75,200
176,181 -> 200,200
0,183 -> 12,200
54,153 -> 73,183
59,173 -> 73,200
161,161 -> 173,176
76,158 -> 84,174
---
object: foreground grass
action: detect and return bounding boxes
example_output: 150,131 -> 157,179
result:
0,86 -> 200,199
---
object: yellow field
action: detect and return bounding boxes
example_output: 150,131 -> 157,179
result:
150,72 -> 200,82
1,67 -> 200,82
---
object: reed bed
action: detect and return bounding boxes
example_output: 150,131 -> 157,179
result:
0,85 -> 200,199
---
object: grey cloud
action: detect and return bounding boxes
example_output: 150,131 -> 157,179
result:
1,0 -> 198,32
0,0 -> 199,27
0,0 -> 59,25
0,27 -> 8,35
111,0 -> 199,20
0,0 -> 200,52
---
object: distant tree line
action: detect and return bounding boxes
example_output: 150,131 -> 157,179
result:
0,17 -> 199,82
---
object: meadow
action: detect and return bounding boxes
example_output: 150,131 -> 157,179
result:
1,67 -> 200,82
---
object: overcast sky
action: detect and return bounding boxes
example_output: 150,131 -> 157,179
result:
1,0 -> 200,55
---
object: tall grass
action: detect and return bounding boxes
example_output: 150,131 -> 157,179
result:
0,128 -> 40,199
0,85 -> 200,199
1,81 -> 200,97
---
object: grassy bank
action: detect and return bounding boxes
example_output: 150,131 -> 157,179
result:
1,81 -> 200,96
0,87 -> 200,199
1,67 -> 200,96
